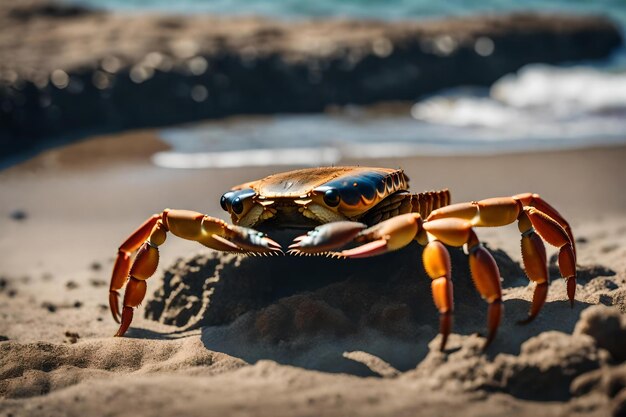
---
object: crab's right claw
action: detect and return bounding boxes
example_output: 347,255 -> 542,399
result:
223,225 -> 283,255
288,221 -> 367,254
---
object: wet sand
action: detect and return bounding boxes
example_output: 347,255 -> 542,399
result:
1,132 -> 626,416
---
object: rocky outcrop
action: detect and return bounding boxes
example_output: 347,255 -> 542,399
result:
0,1 -> 622,158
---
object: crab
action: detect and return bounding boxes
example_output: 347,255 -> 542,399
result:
109,166 -> 576,350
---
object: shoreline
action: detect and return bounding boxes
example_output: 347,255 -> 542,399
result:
1,1 -> 623,158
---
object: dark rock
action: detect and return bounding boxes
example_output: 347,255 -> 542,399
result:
8,2 -> 96,21
9,210 -> 27,221
41,302 -> 56,313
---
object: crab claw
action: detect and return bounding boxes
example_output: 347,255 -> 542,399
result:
225,225 -> 283,254
288,221 -> 367,254
339,213 -> 423,258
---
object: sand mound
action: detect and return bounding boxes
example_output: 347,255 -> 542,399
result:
0,337 -> 245,399
139,242 -> 619,378
146,243 -> 524,333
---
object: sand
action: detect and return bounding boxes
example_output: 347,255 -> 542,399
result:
1,132 -> 626,416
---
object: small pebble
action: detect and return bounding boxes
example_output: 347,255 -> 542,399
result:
601,244 -> 618,254
66,280 -> 79,290
90,261 -> 102,271
42,302 -> 57,312
89,278 -> 106,287
9,209 -> 28,221
73,301 -> 83,308
64,331 -> 80,344
42,302 -> 56,311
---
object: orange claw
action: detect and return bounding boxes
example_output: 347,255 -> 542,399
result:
340,239 -> 388,258
288,221 -> 367,254
111,210 -> 284,337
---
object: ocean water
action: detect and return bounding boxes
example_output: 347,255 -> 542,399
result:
154,58 -> 626,168
66,0 -> 626,168
70,0 -> 626,26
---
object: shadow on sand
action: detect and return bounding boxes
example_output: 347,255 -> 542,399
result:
137,240 -> 611,377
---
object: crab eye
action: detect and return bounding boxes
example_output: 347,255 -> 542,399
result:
220,194 -> 229,211
323,189 -> 341,207
232,197 -> 244,214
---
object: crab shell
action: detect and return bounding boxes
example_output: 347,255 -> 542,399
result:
219,167 -> 410,228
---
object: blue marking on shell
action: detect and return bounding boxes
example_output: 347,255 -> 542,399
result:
376,178 -> 386,194
339,183 -> 361,205
315,171 -> 399,207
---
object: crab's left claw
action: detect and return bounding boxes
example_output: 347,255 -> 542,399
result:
110,210 -> 284,338
288,221 -> 367,254
223,225 -> 283,255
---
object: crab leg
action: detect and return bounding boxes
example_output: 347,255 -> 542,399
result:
110,209 -> 282,337
422,219 -> 503,350
427,195 -> 576,321
422,240 -> 454,351
110,215 -> 160,323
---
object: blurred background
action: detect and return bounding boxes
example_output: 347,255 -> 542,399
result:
0,0 -> 625,168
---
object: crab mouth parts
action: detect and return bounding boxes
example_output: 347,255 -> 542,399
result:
256,222 -> 322,241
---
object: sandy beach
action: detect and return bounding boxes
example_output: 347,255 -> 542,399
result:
1,131 -> 625,416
